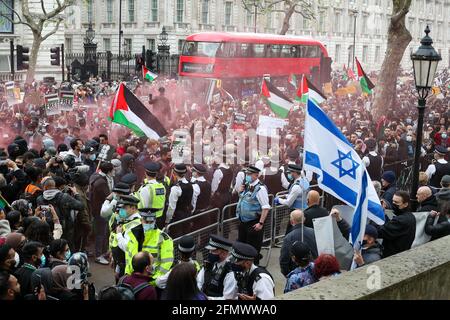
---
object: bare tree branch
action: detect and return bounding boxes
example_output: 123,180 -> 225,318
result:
45,0 -> 73,21
40,0 -> 47,16
41,18 -> 63,41
0,0 -> 35,29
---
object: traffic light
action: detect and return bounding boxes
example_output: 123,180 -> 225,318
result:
16,45 -> 29,70
146,50 -> 157,71
50,47 -> 60,66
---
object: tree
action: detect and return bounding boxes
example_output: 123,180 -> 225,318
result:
242,0 -> 315,35
0,0 -> 75,83
371,0 -> 412,120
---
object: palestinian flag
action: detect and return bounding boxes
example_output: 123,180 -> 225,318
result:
142,65 -> 158,82
109,83 -> 167,139
342,65 -> 348,81
288,74 -> 297,88
355,57 -> 375,94
261,79 -> 293,118
347,66 -> 356,81
295,76 -> 326,104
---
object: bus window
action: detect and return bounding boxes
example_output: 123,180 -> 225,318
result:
271,45 -> 282,57
239,43 -> 251,57
281,45 -> 294,58
306,46 -> 320,57
182,41 -> 221,57
253,44 -> 265,57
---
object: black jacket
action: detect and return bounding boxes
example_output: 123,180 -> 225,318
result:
360,242 -> 383,266
417,195 -> 439,212
425,215 -> 450,240
279,224 -> 318,277
381,184 -> 397,208
0,168 -> 29,203
303,205 -> 329,229
378,211 -> 416,258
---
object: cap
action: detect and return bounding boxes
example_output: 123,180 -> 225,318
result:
231,242 -> 258,260
381,171 -> 396,184
117,195 -> 139,206
112,182 -> 131,194
245,166 -> 261,174
287,164 -> 302,173
111,159 -> 121,168
205,235 -> 233,251
174,164 -> 187,175
120,173 -> 138,186
434,145 -> 448,155
290,241 -> 312,261
144,162 -> 161,174
139,207 -> 159,218
192,164 -> 207,174
365,224 -> 378,239
178,235 -> 196,253
441,175 -> 450,185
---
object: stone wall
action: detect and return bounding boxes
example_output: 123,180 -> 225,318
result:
277,235 -> 450,300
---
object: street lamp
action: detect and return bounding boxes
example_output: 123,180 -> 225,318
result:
349,9 -> 358,73
410,25 -> 441,210
159,26 -> 169,46
85,23 -> 95,44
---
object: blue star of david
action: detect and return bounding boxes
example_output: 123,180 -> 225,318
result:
331,150 -> 360,180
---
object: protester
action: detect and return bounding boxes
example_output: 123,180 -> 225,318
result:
284,241 -> 316,293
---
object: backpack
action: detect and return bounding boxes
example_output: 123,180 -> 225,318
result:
116,276 -> 152,300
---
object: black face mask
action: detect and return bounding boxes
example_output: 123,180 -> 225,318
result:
206,253 -> 220,264
361,240 -> 368,247
392,203 -> 404,215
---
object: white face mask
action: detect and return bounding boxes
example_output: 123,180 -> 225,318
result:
406,136 -> 413,142
14,252 -> 20,268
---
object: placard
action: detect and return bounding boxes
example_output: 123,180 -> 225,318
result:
44,93 -> 60,116
256,115 -> 287,137
60,91 -> 74,111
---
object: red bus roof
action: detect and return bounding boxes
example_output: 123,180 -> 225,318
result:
185,32 -> 327,52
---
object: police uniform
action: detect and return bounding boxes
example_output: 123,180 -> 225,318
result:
101,182 -> 131,220
118,207 -> 174,285
120,173 -> 138,191
236,166 -> 271,263
262,164 -> 290,196
196,235 -> 238,300
231,242 -> 275,300
135,162 -> 167,229
426,146 -> 450,188
211,155 -> 234,211
277,164 -> 310,210
362,139 -> 383,182
166,164 -> 199,238
156,235 -> 201,289
191,164 -> 211,213
109,195 -> 142,278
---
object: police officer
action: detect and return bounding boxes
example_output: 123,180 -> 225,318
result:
101,182 -> 131,221
230,242 -> 275,300
426,146 -> 450,188
120,173 -> 138,193
166,164 -> 199,238
236,166 -> 271,264
362,138 -> 383,182
261,156 -> 290,196
109,195 -> 142,280
136,162 -> 167,229
117,207 -> 174,285
211,148 -> 234,211
196,235 -> 237,300
156,235 -> 201,290
191,164 -> 211,214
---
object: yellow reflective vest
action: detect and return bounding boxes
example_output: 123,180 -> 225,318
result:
108,214 -> 141,249
135,179 -> 167,218
124,226 -> 174,285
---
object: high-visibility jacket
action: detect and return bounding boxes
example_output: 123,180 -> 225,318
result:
135,179 -> 166,218
108,214 -> 141,249
124,225 -> 174,285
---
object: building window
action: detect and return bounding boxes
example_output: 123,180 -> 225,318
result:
266,13 -> 272,28
124,38 -> 132,55
246,10 -> 253,26
302,17 -> 310,30
0,0 -> 14,33
437,23 -> 443,40
151,0 -> 158,22
225,2 -> 232,26
335,44 -> 341,63
87,0 -> 93,23
334,12 -> 340,33
375,0 -> 381,6
0,55 -> 11,72
106,0 -> 114,23
318,11 -> 326,32
128,0 -> 135,23
201,0 -> 209,24
177,0 -> 184,23
178,40 -> 185,53
147,39 -> 155,51
65,38 -> 73,54
375,46 -> 380,63
362,45 -> 369,63
103,38 -> 111,51
362,0 -> 368,5
361,15 -> 368,34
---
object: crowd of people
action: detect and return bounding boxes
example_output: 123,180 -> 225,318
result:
0,66 -> 449,300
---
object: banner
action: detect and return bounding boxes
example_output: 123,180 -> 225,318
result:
231,112 -> 247,130
44,93 -> 60,116
172,129 -> 190,164
313,216 -> 335,256
411,212 -> 433,248
5,81 -> 23,106
60,91 -> 74,111
256,115 -> 287,137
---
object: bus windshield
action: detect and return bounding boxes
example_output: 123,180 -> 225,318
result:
182,41 -> 222,57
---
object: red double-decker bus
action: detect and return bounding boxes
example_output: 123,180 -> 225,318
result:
178,32 -> 330,100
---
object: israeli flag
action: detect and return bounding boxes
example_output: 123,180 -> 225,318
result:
303,99 -> 385,249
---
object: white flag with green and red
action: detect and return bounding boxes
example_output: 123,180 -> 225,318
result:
355,57 -> 375,94
261,79 -> 293,119
142,65 -> 158,82
295,75 -> 326,104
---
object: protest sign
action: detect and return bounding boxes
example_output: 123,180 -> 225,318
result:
256,115 -> 287,137
5,82 -> 23,106
231,112 -> 247,130
44,93 -> 60,116
313,216 -> 335,256
172,129 -> 190,164
60,91 -> 74,111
